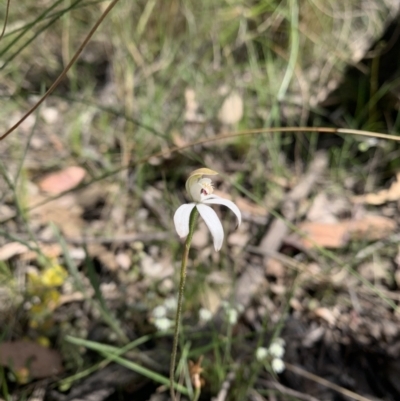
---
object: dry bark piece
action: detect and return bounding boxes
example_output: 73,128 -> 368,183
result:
0,341 -> 63,379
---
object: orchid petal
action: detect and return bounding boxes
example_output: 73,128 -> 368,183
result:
173,203 -> 196,238
196,204 -> 224,251
202,196 -> 242,227
189,182 -> 202,202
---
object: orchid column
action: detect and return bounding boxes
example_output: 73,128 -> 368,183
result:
170,168 -> 241,400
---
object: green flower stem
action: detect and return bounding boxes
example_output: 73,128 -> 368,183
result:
193,386 -> 201,401
170,207 -> 199,401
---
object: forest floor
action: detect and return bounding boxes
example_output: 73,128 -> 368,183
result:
1,1 -> 400,401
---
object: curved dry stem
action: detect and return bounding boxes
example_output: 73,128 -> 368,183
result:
2,126 -> 400,224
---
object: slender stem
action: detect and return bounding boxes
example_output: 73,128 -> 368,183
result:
193,387 -> 201,401
170,208 -> 198,401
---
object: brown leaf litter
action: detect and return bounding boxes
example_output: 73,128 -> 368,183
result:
37,166 -> 86,195
352,171 -> 400,205
291,215 -> 396,249
0,341 -> 63,380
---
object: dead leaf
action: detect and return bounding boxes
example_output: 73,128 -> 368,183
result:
29,194 -> 84,238
38,166 -> 86,194
350,215 -> 396,241
218,91 -> 243,125
352,172 -> 400,205
314,307 -> 336,326
0,242 -> 62,262
0,242 -> 30,261
295,221 -> 348,248
0,341 -> 63,379
21,244 -> 62,262
293,215 -> 396,249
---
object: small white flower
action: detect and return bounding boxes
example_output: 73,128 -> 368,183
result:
271,358 -> 285,373
152,305 -> 167,319
164,297 -> 177,311
174,168 -> 241,251
269,339 -> 285,359
199,308 -> 213,322
154,317 -> 173,331
256,347 -> 269,361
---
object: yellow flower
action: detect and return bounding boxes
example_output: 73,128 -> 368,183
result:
41,264 -> 68,287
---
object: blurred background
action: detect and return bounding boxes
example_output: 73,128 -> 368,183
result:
1,1 -> 400,400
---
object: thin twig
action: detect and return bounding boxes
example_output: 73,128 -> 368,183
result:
0,0 -> 121,141
257,380 -> 320,401
2,127 -> 400,225
16,231 -> 172,245
285,362 -> 376,401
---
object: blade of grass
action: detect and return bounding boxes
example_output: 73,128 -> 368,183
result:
60,332 -> 159,387
0,0 -> 121,140
0,0 -> 11,42
0,0 -> 66,59
0,0 -> 83,70
277,0 -> 299,101
65,336 -> 189,395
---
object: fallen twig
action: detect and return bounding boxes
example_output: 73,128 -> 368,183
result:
285,362 -> 376,401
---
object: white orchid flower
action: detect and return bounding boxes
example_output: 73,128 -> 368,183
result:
174,168 -> 241,251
